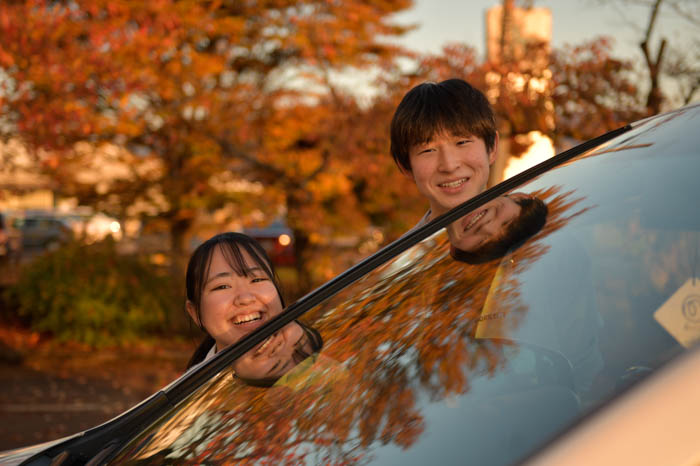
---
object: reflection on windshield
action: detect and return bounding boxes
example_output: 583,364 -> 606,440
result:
446,192 -> 548,264
232,321 -> 323,386
116,187 -> 602,465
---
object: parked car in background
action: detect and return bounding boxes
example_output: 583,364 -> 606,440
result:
13,212 -> 73,252
244,220 -> 295,267
2,104 -> 700,466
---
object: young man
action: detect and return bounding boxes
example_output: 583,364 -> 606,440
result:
390,78 -> 499,227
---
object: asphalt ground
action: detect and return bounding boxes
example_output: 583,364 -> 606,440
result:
0,327 -> 192,452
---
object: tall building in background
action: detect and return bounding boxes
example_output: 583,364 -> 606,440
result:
485,1 -> 555,185
486,1 -> 552,69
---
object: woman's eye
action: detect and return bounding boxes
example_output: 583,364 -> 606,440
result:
212,284 -> 230,291
419,148 -> 434,154
457,139 -> 472,146
251,277 -> 269,283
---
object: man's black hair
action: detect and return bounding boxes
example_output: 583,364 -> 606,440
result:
390,78 -> 498,173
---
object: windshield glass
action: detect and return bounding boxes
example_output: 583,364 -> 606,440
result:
112,109 -> 700,465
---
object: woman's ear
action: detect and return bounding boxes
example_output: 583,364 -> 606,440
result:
185,300 -> 201,327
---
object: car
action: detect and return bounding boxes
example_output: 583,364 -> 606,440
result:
13,212 -> 73,251
2,103 -> 700,465
244,220 -> 296,267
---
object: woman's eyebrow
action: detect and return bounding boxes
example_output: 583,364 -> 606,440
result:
204,271 -> 232,285
205,266 -> 266,285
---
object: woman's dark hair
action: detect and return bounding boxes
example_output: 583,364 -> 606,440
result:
234,321 -> 324,388
390,78 -> 498,173
451,196 -> 548,264
185,232 -> 284,369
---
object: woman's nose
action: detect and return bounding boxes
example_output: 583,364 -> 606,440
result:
234,290 -> 255,306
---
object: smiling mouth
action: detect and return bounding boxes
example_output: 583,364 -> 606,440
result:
232,311 -> 263,325
254,331 -> 284,357
463,209 -> 487,231
255,332 -> 276,355
438,177 -> 468,188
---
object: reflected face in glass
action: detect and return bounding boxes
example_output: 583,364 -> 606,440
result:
187,245 -> 284,352
447,193 -> 529,252
232,321 -> 312,380
408,132 -> 497,219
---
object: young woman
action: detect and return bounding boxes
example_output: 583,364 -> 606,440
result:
184,232 -> 321,382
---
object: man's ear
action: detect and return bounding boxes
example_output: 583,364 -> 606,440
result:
488,132 -> 500,165
185,300 -> 201,327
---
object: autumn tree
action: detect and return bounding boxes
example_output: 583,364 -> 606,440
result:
0,0 -> 416,287
549,37 -> 644,142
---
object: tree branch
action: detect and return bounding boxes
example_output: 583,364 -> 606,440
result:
217,138 -> 286,179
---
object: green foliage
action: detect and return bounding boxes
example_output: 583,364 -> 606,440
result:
6,239 -> 180,346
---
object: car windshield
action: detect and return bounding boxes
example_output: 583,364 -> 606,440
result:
111,108 -> 700,465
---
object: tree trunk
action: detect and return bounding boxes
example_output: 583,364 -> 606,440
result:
640,0 -> 666,114
168,216 -> 192,286
291,227 -> 313,297
286,190 -> 314,297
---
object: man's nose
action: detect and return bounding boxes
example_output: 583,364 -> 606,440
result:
437,147 -> 460,172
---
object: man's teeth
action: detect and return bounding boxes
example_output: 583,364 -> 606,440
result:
439,178 -> 467,188
233,311 -> 262,325
466,210 -> 486,230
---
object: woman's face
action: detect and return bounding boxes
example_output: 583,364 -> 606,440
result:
232,322 -> 312,380
187,245 -> 284,352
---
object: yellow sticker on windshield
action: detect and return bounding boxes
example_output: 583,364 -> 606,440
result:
654,278 -> 700,349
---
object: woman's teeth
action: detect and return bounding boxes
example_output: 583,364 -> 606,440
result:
233,311 -> 262,325
255,333 -> 275,354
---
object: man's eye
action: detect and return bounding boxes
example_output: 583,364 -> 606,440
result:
457,139 -> 472,146
418,148 -> 434,155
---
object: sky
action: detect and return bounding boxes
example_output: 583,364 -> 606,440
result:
385,0 -> 697,175
391,0 -> 696,62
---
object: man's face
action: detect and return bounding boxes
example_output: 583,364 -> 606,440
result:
446,193 -> 527,252
407,132 -> 497,219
